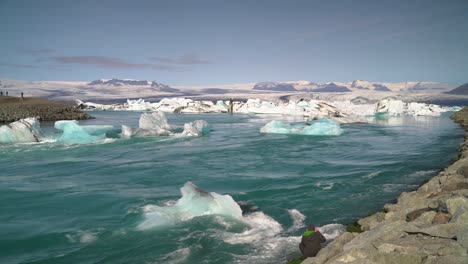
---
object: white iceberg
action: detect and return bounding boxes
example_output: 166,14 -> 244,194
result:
121,111 -> 209,138
54,120 -> 114,144
138,182 -> 242,229
260,118 -> 343,136
77,97 -> 458,121
374,99 -> 453,116
0,118 -> 45,144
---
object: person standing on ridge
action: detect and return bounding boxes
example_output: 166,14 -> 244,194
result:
299,224 -> 326,258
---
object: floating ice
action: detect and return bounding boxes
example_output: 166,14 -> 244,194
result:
0,118 -> 45,144
138,183 -> 346,263
260,118 -> 343,136
77,97 -> 457,120
54,120 -> 113,144
177,120 -> 210,137
375,99 -> 452,116
122,111 -> 209,138
138,182 -> 242,229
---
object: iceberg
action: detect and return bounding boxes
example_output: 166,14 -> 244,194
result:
375,99 -> 451,116
138,182 -> 242,229
121,111 -> 209,138
260,118 -> 343,136
177,120 -> 210,137
77,97 -> 457,121
54,120 -> 114,144
0,118 -> 45,144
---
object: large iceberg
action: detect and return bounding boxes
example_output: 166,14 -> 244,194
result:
54,120 -> 114,144
375,99 -> 450,116
138,182 -> 242,229
77,97 -> 459,122
121,111 -> 209,138
260,118 -> 343,136
0,118 -> 45,144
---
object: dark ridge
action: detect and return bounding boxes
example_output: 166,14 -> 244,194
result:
446,83 -> 468,95
313,83 -> 351,93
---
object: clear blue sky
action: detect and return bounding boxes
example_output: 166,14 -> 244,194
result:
1,0 -> 467,85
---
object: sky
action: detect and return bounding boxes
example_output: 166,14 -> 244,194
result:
0,0 -> 467,86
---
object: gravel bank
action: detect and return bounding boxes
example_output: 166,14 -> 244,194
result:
0,96 -> 92,123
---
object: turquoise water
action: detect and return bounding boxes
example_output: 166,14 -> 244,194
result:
0,112 -> 464,264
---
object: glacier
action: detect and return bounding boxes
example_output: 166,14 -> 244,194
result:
121,111 -> 209,138
0,118 -> 45,144
260,118 -> 343,136
54,121 -> 114,144
77,97 -> 459,122
138,182 -> 243,229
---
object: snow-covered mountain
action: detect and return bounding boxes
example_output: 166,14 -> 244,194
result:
252,82 -> 297,91
87,78 -> 179,92
313,83 -> 352,92
253,80 -> 456,93
0,78 -> 461,102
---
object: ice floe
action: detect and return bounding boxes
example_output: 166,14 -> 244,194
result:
260,118 -> 343,136
0,118 -> 45,144
0,111 -> 208,145
137,181 -> 243,229
137,182 -> 346,263
77,98 -> 459,123
121,111 -> 209,138
54,121 -> 114,144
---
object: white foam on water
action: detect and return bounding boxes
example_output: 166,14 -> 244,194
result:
315,181 -> 335,190
65,230 -> 99,244
363,171 -> 382,180
224,209 -> 346,263
223,211 -> 284,244
139,183 -> 346,263
287,209 -> 306,233
382,183 -> 408,193
408,170 -> 437,178
157,246 -> 195,264
317,223 -> 346,240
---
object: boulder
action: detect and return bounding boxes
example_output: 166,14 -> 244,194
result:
456,225 -> 468,249
302,232 -> 357,264
456,166 -> 468,178
358,212 -> 385,231
432,213 -> 452,224
406,208 -> 433,222
404,223 -> 458,239
423,255 -> 468,264
343,221 -> 408,251
446,197 -> 468,221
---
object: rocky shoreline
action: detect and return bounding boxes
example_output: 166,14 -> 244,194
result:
0,96 -> 92,123
302,107 -> 468,264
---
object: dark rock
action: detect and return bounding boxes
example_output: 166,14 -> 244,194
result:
446,83 -> 468,95
406,208 -> 433,222
456,166 -> 468,178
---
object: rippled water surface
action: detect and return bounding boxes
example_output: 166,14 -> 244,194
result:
0,111 -> 464,264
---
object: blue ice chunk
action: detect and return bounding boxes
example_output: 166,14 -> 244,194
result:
0,118 -> 44,144
260,118 -> 343,136
54,120 -> 113,144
